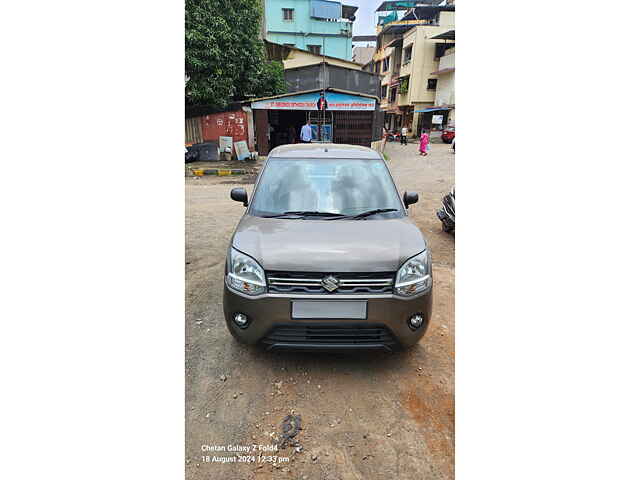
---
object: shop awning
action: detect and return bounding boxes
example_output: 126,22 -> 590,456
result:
383,106 -> 402,114
415,107 -> 451,113
342,4 -> 359,19
431,30 -> 455,41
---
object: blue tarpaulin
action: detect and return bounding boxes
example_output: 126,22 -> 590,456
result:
378,11 -> 398,25
311,0 -> 341,19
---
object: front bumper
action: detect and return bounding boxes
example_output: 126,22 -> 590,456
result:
223,284 -> 432,350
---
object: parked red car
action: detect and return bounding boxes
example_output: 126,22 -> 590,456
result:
441,127 -> 455,144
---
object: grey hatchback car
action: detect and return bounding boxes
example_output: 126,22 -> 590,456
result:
223,144 -> 433,351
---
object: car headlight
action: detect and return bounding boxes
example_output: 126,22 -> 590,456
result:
226,248 -> 266,296
395,250 -> 432,297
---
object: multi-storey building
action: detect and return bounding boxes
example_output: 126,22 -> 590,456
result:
430,29 -> 455,127
365,2 -> 455,135
262,0 -> 358,61
352,45 -> 375,65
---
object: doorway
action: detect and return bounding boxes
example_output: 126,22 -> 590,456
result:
267,110 -> 307,150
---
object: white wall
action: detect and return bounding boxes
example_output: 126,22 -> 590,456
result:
435,51 -> 455,106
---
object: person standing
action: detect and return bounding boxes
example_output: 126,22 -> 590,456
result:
400,125 -> 408,145
419,129 -> 430,156
316,92 -> 328,111
267,123 -> 275,150
300,120 -> 313,143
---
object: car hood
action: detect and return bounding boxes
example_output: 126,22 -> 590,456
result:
231,215 -> 426,272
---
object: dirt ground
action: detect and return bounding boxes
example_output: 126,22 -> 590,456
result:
185,139 -> 455,479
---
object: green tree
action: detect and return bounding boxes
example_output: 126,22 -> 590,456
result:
185,0 -> 285,110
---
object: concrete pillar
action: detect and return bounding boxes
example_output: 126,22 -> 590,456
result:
411,113 -> 419,137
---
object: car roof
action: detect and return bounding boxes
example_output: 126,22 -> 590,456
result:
268,143 -> 383,160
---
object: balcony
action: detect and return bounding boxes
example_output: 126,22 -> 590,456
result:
439,52 -> 454,70
397,75 -> 410,106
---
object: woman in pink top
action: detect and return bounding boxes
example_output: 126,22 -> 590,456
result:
419,129 -> 430,156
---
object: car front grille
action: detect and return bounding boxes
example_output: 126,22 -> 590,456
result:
262,324 -> 396,350
266,271 -> 395,295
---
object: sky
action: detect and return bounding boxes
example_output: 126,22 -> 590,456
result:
349,0 -> 382,37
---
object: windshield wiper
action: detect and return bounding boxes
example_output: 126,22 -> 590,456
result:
263,210 -> 348,219
331,208 -> 398,220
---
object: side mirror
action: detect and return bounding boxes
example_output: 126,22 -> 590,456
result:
403,191 -> 419,208
230,188 -> 248,207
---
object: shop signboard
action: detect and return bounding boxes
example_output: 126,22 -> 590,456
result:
251,92 -> 375,111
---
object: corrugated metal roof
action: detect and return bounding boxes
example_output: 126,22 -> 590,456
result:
376,1 -> 443,12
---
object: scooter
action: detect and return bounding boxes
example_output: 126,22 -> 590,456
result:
437,186 -> 455,233
386,130 -> 400,142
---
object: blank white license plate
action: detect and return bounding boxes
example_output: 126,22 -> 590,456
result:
291,300 -> 367,319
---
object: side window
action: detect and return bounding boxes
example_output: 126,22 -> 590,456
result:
427,78 -> 438,90
308,45 -> 321,55
282,8 -> 294,21
381,85 -> 388,99
403,45 -> 413,64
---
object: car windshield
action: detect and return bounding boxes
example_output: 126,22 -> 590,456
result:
249,158 -> 404,218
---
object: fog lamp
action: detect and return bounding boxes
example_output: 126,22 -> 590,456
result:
233,313 -> 249,328
408,314 -> 424,330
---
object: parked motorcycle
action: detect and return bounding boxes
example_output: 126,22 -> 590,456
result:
385,130 -> 400,142
437,186 -> 455,233
185,145 -> 199,163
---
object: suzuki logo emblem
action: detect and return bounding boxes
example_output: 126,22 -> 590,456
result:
321,275 -> 340,292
